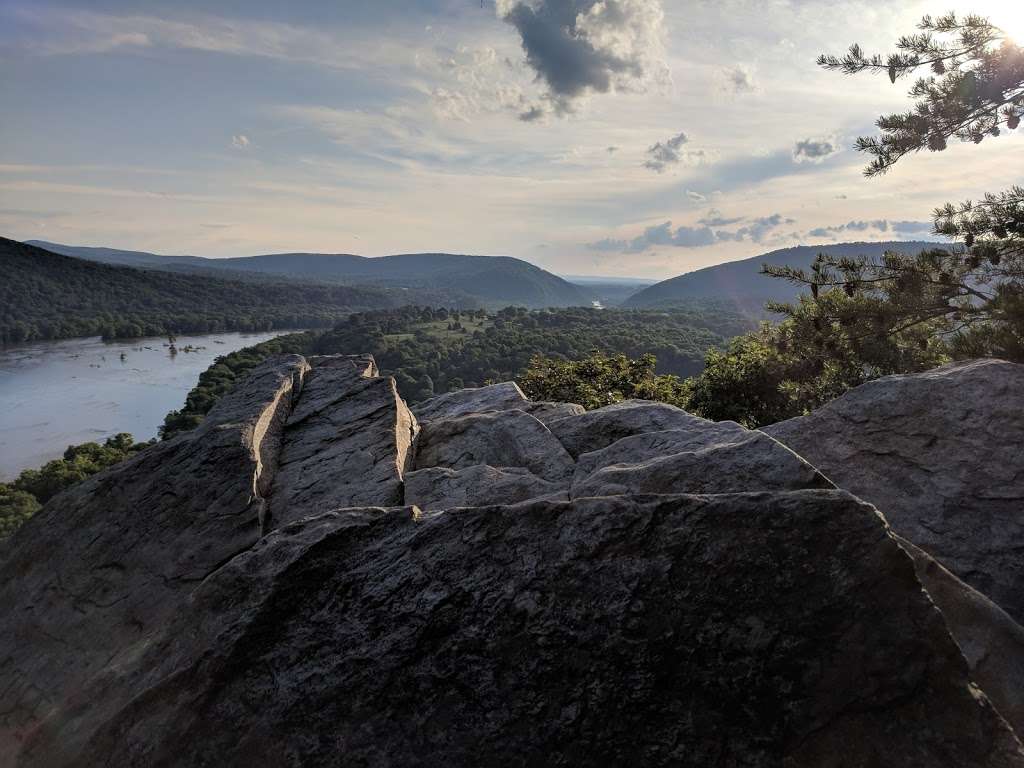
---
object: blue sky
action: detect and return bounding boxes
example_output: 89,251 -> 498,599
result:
1,0 -> 1022,278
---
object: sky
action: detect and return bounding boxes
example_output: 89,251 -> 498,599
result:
1,0 -> 1022,279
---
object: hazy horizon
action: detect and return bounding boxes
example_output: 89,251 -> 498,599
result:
2,0 -> 1021,279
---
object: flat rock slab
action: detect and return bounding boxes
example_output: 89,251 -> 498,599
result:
269,373 -> 417,528
412,381 -> 585,427
20,493 -> 1023,767
0,354 -> 311,762
549,400 -> 713,458
413,409 -> 574,482
573,431 -> 830,498
573,422 -> 750,487
404,465 -> 568,511
765,358 -> 1024,624
413,381 -> 529,422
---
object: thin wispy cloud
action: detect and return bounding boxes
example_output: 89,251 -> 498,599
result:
807,219 -> 935,238
587,212 -> 795,253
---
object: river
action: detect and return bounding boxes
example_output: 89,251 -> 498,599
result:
0,331 -> 291,481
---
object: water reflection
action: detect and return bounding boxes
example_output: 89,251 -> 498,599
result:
0,331 -> 289,480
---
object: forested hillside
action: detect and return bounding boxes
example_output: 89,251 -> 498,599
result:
624,241 -> 946,312
0,239 -> 412,344
161,304 -> 752,437
29,241 -> 591,309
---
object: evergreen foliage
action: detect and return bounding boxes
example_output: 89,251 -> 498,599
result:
819,12 -> 1023,176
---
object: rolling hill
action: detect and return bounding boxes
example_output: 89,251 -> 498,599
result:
0,239 -> 407,344
27,241 -> 591,309
623,241 -> 948,314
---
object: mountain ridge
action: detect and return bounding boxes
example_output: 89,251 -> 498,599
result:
623,240 -> 949,312
26,240 -> 590,309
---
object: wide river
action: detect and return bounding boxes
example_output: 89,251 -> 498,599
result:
0,331 -> 290,481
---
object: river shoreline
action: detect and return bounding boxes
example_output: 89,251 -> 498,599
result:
0,330 -> 297,480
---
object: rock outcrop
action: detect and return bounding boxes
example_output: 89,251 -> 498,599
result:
0,354 -> 310,763
404,465 -> 567,511
2,354 -> 1023,767
268,357 -> 417,528
15,494 -> 1024,768
548,400 -> 714,458
895,535 -> 1024,737
764,359 -> 1024,624
413,409 -> 574,482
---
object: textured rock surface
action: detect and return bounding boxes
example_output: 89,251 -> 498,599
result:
0,354 -> 310,761
413,381 -> 583,426
4,358 -> 1023,766
572,422 -> 749,486
404,465 -> 567,510
765,359 -> 1024,623
896,534 -> 1024,737
549,400 -> 713,458
412,381 -> 529,421
413,409 -> 574,482
268,359 -> 417,529
573,431 -> 830,498
17,493 -> 1024,768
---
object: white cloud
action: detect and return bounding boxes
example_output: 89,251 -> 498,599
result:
230,134 -> 251,150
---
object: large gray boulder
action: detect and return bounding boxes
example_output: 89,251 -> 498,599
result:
572,422 -> 749,487
404,465 -> 568,511
573,431 -> 830,498
412,381 -> 529,422
764,359 -> 1024,623
413,409 -> 574,482
549,400 -> 713,458
267,359 -> 418,529
896,534 -> 1024,738
413,381 -> 583,427
15,493 -> 1023,767
0,354 -> 310,762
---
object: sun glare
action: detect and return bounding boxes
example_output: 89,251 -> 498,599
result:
980,2 -> 1024,43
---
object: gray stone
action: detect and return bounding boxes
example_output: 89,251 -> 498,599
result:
573,431 -> 830,498
412,381 -> 583,427
0,354 -> 310,763
268,372 -> 418,529
413,381 -> 529,422
896,534 -> 1024,738
413,409 -> 574,482
764,359 -> 1024,623
573,422 -> 750,487
548,400 -> 712,458
404,465 -> 568,511
520,400 -> 586,426
17,493 -> 1023,767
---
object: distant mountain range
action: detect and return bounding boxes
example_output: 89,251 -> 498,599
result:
27,241 -> 590,310
623,241 -> 949,314
2,238 -> 414,343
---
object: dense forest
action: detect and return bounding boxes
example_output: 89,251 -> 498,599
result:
161,304 -> 752,438
0,239 -> 433,344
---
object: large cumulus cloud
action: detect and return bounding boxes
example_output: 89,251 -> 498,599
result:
496,0 -> 665,117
